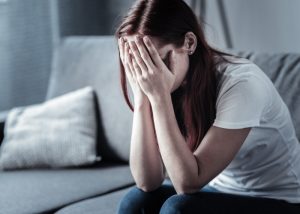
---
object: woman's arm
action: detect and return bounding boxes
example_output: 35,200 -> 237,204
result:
118,37 -> 166,191
124,35 -> 253,195
129,100 -> 166,192
149,93 -> 251,194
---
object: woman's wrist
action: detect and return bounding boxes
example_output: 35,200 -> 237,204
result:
134,95 -> 150,109
148,93 -> 171,108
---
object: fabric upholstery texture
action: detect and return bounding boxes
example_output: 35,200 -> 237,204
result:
55,186 -> 133,214
0,163 -> 134,214
45,36 -> 133,163
54,179 -> 172,214
0,86 -> 101,170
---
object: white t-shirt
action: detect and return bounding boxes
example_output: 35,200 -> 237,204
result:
208,56 -> 300,204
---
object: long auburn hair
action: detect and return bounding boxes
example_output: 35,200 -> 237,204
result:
115,0 -> 234,152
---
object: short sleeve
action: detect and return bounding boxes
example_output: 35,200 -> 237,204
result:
213,75 -> 270,129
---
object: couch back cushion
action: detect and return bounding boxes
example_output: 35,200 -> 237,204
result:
229,51 -> 300,140
46,36 -> 133,163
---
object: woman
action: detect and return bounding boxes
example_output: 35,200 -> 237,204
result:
115,0 -> 300,213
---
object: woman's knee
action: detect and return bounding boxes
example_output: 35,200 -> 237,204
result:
117,186 -> 149,213
159,194 -> 197,214
117,184 -> 177,213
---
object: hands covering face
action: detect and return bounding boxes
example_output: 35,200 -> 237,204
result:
118,35 -> 176,102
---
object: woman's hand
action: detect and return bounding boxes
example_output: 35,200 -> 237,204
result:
118,37 -> 149,107
127,35 -> 176,104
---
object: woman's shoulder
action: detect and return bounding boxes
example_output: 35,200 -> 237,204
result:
215,55 -> 275,104
216,54 -> 268,84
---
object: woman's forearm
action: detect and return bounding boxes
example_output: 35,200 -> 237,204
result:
129,100 -> 165,191
149,93 -> 200,194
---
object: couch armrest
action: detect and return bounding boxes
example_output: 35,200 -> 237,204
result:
0,110 -> 9,146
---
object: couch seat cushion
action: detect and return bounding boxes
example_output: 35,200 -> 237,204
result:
55,185 -> 133,214
0,162 -> 134,214
54,179 -> 173,214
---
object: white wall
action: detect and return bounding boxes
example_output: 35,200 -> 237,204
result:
205,0 -> 300,53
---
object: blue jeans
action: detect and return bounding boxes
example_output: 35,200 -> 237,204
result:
117,179 -> 300,214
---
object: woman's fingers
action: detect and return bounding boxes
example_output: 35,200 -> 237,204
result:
128,41 -> 148,76
134,35 -> 155,72
126,42 -> 143,81
124,42 -> 136,80
131,56 -> 142,79
118,37 -> 125,64
143,36 -> 164,69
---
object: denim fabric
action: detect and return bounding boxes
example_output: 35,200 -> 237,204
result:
117,180 -> 300,214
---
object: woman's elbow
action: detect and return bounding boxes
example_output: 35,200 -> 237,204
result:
136,176 -> 165,192
137,181 -> 163,192
174,178 -> 202,195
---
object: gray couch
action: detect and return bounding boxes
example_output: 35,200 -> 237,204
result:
0,36 -> 299,214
